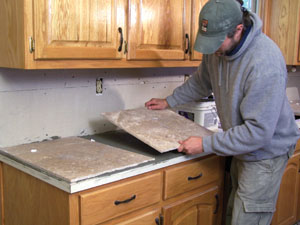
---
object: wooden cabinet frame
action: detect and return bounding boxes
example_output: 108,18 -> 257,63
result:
0,155 -> 224,225
0,0 -> 205,69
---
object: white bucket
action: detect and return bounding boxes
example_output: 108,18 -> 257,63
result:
175,100 -> 219,131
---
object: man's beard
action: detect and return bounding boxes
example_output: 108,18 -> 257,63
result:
215,37 -> 240,57
225,38 -> 240,55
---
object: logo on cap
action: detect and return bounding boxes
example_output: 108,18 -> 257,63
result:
201,19 -> 208,32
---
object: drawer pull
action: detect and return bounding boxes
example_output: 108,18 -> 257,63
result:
187,172 -> 203,181
114,194 -> 136,205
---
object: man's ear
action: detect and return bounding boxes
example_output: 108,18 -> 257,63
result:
235,24 -> 244,38
236,24 -> 244,32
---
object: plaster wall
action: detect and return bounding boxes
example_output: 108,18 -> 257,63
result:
0,66 -> 299,148
0,68 -> 194,147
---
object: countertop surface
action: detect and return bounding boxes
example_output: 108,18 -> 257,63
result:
290,100 -> 300,116
0,136 -> 154,183
0,130 -> 210,193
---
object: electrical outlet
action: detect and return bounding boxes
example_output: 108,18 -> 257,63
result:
96,78 -> 103,94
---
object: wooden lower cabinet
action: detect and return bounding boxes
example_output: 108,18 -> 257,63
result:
163,186 -> 220,225
0,155 -> 224,225
271,151 -> 300,225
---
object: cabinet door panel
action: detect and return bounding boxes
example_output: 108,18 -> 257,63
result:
262,0 -> 300,65
198,205 -> 214,225
173,206 -> 198,225
128,0 -> 191,60
272,155 -> 300,225
163,186 -> 219,225
34,0 -> 126,59
190,0 -> 209,61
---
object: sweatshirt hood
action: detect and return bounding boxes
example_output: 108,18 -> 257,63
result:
217,12 -> 262,92
225,12 -> 262,61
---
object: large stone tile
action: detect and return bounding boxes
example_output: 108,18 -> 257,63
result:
103,108 -> 213,153
1,137 -> 154,182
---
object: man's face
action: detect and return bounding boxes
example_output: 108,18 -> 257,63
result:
214,24 -> 244,56
214,37 -> 238,56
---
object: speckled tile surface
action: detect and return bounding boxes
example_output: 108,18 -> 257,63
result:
290,100 -> 300,116
103,108 -> 213,153
1,137 -> 154,182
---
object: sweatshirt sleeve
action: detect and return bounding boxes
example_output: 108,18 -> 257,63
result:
166,60 -> 213,107
203,69 -> 287,156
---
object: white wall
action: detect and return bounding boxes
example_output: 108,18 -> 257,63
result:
0,67 -> 195,147
1,66 -> 300,148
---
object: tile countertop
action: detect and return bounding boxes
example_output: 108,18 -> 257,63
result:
0,130 -> 210,194
289,100 -> 300,128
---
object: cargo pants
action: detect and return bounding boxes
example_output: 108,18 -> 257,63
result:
225,146 -> 295,225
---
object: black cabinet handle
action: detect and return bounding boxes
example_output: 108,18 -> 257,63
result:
187,172 -> 203,180
185,33 -> 190,54
114,194 -> 136,205
214,194 -> 219,214
118,27 -> 124,52
155,218 -> 160,225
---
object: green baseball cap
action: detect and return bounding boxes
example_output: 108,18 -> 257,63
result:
194,0 -> 243,54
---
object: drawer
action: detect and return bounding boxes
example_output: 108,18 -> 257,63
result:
80,173 -> 161,225
100,208 -> 161,225
164,156 -> 221,200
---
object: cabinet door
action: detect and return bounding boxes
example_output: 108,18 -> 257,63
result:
259,0 -> 300,65
271,154 -> 300,225
33,0 -> 126,60
127,0 -> 191,60
163,186 -> 220,225
297,155 -> 300,221
190,0 -> 209,61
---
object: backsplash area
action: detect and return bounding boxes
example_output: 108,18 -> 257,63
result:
0,66 -> 299,148
0,68 -> 194,147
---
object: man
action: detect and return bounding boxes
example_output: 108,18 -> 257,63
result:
145,0 -> 300,224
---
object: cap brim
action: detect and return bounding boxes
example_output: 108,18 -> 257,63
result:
194,31 -> 226,54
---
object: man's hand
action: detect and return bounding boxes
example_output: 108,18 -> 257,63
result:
178,136 -> 204,155
145,98 -> 169,110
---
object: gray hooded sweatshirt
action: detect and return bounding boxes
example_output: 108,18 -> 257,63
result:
166,12 -> 300,161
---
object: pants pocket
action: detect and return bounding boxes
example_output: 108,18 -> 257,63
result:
243,200 -> 276,213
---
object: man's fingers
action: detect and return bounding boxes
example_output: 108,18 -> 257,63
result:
178,140 -> 185,152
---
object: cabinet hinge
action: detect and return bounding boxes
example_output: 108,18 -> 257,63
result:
124,41 -> 128,54
29,37 -> 35,53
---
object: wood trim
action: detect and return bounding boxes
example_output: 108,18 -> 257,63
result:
0,163 -> 4,225
69,195 -> 80,225
297,155 -> 300,221
25,58 -> 200,69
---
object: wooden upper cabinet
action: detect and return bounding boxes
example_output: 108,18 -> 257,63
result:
127,0 -> 191,60
190,0 -> 209,61
259,0 -> 300,65
0,0 -> 202,68
33,0 -> 126,60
